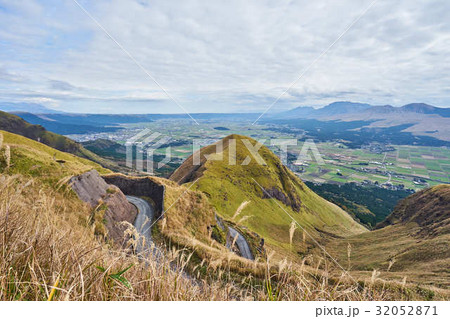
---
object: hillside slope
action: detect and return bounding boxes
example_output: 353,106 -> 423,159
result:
326,185 -> 450,289
377,184 -> 450,236
0,130 -> 256,273
170,134 -> 367,259
0,111 -> 118,170
0,130 -> 445,300
0,130 -> 110,183
306,182 -> 413,228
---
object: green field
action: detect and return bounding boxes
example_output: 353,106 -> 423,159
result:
81,119 -> 450,189
290,143 -> 450,190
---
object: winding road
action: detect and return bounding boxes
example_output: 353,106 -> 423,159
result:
126,196 -> 155,254
127,195 -> 254,261
227,227 -> 254,260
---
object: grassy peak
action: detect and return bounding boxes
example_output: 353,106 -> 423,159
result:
171,134 -> 367,261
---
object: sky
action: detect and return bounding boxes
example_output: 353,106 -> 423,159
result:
0,0 -> 449,114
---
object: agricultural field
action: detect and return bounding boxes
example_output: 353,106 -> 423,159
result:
120,120 -> 294,166
290,142 -> 450,190
68,119 -> 450,189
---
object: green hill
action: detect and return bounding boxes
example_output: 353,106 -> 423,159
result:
82,139 -> 126,159
0,111 -> 118,170
0,130 -> 110,183
377,184 -> 450,236
326,184 -> 450,289
0,129 -> 256,274
0,130 -> 446,299
170,134 -> 367,259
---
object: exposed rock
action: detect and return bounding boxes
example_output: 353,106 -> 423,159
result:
70,170 -> 110,206
70,170 -> 137,245
261,186 -> 302,212
103,174 -> 165,217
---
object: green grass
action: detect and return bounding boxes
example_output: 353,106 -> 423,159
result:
299,142 -> 449,189
0,111 -> 119,171
425,161 -> 442,171
326,185 -> 450,289
174,135 -> 367,259
1,130 -> 110,185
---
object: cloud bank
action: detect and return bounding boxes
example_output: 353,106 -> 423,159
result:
0,0 -> 449,113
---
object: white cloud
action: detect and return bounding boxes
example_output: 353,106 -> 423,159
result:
0,0 -> 449,113
23,96 -> 60,108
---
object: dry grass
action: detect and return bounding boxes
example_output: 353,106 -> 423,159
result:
1,174 -> 441,301
232,200 -> 251,221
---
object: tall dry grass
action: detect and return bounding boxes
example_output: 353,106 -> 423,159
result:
0,174 -> 410,301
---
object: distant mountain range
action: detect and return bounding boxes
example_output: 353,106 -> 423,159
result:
12,112 -> 122,135
274,101 -> 450,119
2,100 -> 450,142
270,102 -> 450,142
0,102 -> 62,114
2,101 -> 449,118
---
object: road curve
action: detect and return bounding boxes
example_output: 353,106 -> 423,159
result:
127,196 -> 254,261
227,227 -> 254,260
126,196 -> 154,254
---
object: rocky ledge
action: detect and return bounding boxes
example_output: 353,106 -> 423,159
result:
70,170 -> 137,245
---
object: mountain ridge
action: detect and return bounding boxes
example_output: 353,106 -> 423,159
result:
0,111 -> 119,170
278,101 -> 450,118
170,134 -> 367,260
377,184 -> 450,237
0,102 -> 61,114
327,184 -> 450,288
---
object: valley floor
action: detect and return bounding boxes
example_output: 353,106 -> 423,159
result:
325,224 -> 450,292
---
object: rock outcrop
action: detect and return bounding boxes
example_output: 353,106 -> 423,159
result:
261,186 -> 301,212
103,174 -> 165,217
70,170 -> 137,245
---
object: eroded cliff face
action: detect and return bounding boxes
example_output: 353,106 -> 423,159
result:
103,174 -> 165,217
70,170 -> 137,245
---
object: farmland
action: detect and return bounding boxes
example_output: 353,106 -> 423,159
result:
290,142 -> 450,190
67,118 -> 450,191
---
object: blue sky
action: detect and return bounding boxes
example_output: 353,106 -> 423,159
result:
0,0 -> 449,113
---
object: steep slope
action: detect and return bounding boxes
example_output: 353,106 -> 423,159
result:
305,182 -> 413,228
0,130 -> 109,182
0,130 -> 223,256
377,184 -> 450,236
0,111 -> 118,170
326,185 -> 450,289
70,170 -> 138,245
0,130 -> 138,245
13,112 -> 119,135
170,134 -> 367,259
